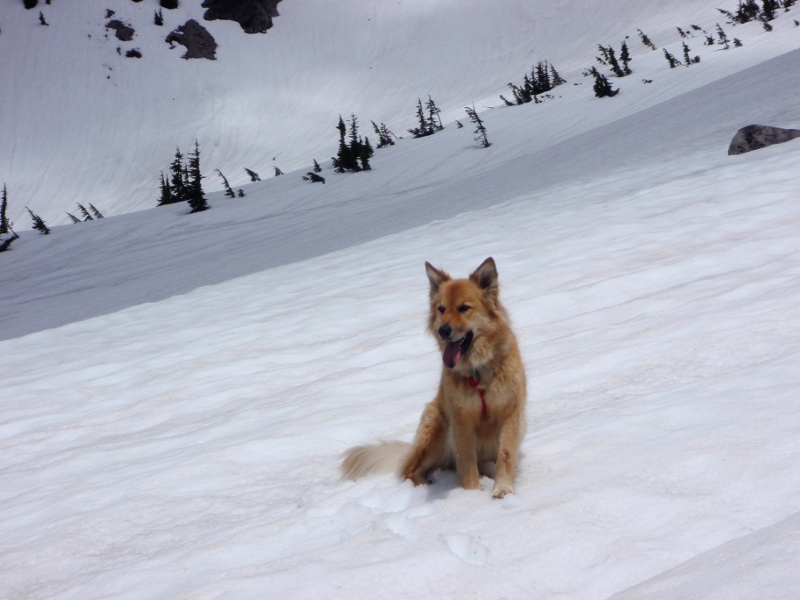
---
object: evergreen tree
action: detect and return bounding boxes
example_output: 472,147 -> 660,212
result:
359,137 -> 373,171
154,9 -> 164,26
66,212 -> 81,224
274,166 -> 284,176
620,41 -> 633,75
313,159 -> 322,173
245,167 -> 261,182
409,98 -> 433,138
638,29 -> 657,50
663,48 -> 681,68
158,171 -> 173,206
588,67 -> 618,97
549,63 -> 567,86
426,95 -> 444,131
185,140 -> 208,213
89,204 -> 104,219
38,11 -> 48,26
0,184 -> 9,235
716,23 -> 730,48
237,189 -> 245,197
682,42 -> 699,65
169,147 -> 186,202
216,169 -> 236,197
464,104 -> 490,148
26,207 -> 50,234
77,204 -> 94,221
371,121 -> 396,147
334,114 -> 351,172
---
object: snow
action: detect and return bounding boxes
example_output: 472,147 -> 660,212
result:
2,1 -> 800,598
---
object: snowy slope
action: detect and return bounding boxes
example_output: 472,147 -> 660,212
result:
2,1 -> 800,599
0,0 -> 787,227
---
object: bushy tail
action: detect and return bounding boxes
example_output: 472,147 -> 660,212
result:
340,440 -> 411,481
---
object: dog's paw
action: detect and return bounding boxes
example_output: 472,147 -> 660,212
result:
491,484 -> 513,499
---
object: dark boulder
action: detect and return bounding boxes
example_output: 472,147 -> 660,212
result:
165,19 -> 217,60
106,19 -> 135,42
728,124 -> 800,155
202,0 -> 281,34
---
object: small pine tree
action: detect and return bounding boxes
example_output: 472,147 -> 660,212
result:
245,167 -> 261,182
426,95 -> 444,131
663,48 -> 681,68
154,9 -> 164,26
39,11 -> 48,25
77,204 -> 94,221
169,147 -> 186,202
733,37 -> 743,46
274,166 -> 283,176
549,63 -> 567,86
313,159 -> 322,173
66,212 -> 81,224
638,29 -> 657,50
185,140 -> 208,213
464,104 -> 490,148
682,42 -> 695,66
89,204 -> 104,219
588,67 -> 619,97
716,23 -> 730,49
620,40 -> 633,75
409,98 -> 433,137
27,207 -> 50,234
158,172 -> 173,205
237,189 -> 245,197
216,169 -> 236,197
371,121 -> 396,147
0,184 -> 9,235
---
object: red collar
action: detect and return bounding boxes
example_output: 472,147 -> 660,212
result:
468,370 -> 488,418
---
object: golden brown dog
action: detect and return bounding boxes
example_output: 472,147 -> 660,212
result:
341,257 -> 526,498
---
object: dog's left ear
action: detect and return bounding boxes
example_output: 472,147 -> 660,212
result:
470,257 -> 499,299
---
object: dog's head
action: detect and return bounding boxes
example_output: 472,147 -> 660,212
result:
425,257 -> 502,371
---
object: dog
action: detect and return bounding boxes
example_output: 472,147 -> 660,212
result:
341,257 -> 527,498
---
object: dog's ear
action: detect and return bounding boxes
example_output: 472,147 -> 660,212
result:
425,262 -> 450,298
470,257 -> 499,298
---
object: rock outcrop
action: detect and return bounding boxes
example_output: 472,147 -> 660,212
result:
202,0 -> 281,34
728,124 -> 800,155
165,19 -> 217,60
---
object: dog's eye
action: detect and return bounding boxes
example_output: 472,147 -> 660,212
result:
458,304 -> 470,313
438,306 -> 445,313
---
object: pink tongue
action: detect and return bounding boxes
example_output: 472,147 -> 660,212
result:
443,341 -> 462,369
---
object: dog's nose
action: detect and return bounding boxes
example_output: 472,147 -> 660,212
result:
438,325 -> 452,340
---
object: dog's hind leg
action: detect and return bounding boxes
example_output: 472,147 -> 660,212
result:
400,402 -> 448,485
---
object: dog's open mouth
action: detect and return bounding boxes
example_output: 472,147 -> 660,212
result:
443,330 -> 473,369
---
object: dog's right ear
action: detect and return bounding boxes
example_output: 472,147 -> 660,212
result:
425,262 -> 450,298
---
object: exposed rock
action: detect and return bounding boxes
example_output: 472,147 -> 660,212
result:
165,19 -> 217,60
106,19 -> 135,42
728,124 -> 800,155
202,0 -> 281,34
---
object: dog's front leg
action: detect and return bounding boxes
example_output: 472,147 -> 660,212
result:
452,417 -> 480,490
492,411 -> 523,498
400,402 -> 447,485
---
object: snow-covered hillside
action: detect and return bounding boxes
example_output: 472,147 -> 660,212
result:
2,0 -> 800,598
0,0 -> 790,227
